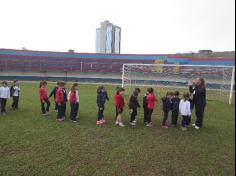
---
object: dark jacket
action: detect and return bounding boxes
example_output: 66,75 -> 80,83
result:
97,91 -> 109,107
129,95 -> 141,109
189,85 -> 206,108
171,97 -> 180,111
162,97 -> 172,112
49,86 -> 58,99
63,88 -> 67,102
189,98 -> 194,110
10,86 -> 20,97
143,94 -> 148,109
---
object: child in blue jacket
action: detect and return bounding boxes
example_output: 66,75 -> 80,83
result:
96,86 -> 109,125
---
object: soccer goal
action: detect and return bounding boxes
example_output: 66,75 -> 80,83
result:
121,64 -> 235,104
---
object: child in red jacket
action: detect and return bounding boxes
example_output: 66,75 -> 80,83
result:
114,88 -> 125,127
68,83 -> 78,123
56,81 -> 66,122
146,88 -> 157,127
39,81 -> 50,116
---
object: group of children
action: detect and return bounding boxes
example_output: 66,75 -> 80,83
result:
0,80 -> 20,115
39,81 -> 79,122
0,80 -> 197,131
96,86 -> 195,131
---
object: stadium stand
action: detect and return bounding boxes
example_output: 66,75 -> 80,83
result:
0,48 -> 235,83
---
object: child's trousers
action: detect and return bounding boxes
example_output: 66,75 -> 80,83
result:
143,107 -> 148,123
130,108 -> 137,122
57,104 -> 64,119
181,115 -> 189,127
146,109 -> 153,123
41,99 -> 50,114
171,110 -> 179,126
162,111 -> 169,126
62,103 -> 66,117
97,105 -> 105,121
1,98 -> 7,113
12,96 -> 19,109
70,103 -> 77,121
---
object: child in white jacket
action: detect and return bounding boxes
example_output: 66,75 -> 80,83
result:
179,92 -> 191,131
0,81 -> 10,114
67,83 -> 80,119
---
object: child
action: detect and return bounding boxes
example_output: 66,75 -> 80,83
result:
10,80 -> 20,110
0,81 -> 10,115
171,91 -> 180,127
161,92 -> 173,129
49,82 -> 59,112
179,92 -> 191,131
39,81 -> 50,116
146,88 -> 157,127
115,86 -> 121,120
129,88 -> 141,126
143,91 -> 149,124
62,82 -> 67,119
56,81 -> 66,121
67,83 -> 79,123
96,85 -> 109,125
114,88 -> 125,127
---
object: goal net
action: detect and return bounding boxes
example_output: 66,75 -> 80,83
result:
122,64 -> 235,104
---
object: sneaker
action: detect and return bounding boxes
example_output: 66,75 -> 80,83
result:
56,119 -> 63,122
54,110 -> 58,112
181,127 -> 187,131
192,124 -> 196,127
115,121 -> 119,126
101,119 -> 106,123
195,126 -> 200,130
96,121 -> 102,125
146,123 -> 153,127
42,113 -> 48,116
130,122 -> 136,126
119,122 -> 125,127
133,119 -> 137,123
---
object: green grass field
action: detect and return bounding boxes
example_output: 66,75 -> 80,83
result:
0,82 -> 235,176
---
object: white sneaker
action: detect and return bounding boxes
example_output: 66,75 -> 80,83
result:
119,122 -> 125,127
195,126 -> 200,130
115,121 -> 119,126
192,124 -> 196,127
130,122 -> 136,126
133,119 -> 137,123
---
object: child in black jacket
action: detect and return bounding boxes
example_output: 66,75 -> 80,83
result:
49,82 -> 59,112
129,88 -> 141,126
143,92 -> 148,124
161,92 -> 173,129
96,86 -> 109,125
171,91 -> 180,127
62,86 -> 67,118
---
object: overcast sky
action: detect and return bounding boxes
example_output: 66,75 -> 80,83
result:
0,0 -> 235,54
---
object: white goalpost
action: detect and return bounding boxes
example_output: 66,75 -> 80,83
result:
122,64 -> 235,104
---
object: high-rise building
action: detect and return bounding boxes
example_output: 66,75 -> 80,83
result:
96,21 -> 121,54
